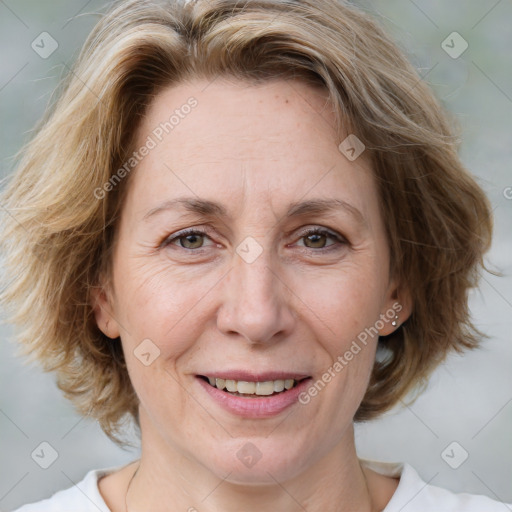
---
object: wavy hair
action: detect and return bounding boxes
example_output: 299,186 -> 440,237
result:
0,0 -> 492,443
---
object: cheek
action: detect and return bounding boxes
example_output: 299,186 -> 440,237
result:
301,263 -> 387,340
112,255 -> 222,361
299,263 -> 386,411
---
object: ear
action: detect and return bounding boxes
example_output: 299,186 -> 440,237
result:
378,280 -> 413,336
90,277 -> 121,339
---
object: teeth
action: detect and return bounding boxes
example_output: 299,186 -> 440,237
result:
207,377 -> 300,395
256,381 -> 275,396
273,380 -> 285,392
237,381 -> 256,394
225,379 -> 237,392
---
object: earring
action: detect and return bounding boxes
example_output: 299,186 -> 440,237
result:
391,314 -> 399,327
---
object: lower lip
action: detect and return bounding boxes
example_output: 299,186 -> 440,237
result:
196,377 -> 312,418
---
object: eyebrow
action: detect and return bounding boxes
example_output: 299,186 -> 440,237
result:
143,197 -> 366,226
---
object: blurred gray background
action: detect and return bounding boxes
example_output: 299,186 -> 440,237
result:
1,0 -> 511,510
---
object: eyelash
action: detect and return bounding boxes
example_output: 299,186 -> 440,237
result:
160,226 -> 346,253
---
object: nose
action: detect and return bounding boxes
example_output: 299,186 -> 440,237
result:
216,245 -> 296,345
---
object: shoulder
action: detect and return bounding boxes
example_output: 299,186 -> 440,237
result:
360,458 -> 511,512
10,466 -> 119,512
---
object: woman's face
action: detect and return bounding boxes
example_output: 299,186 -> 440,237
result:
95,78 -> 404,483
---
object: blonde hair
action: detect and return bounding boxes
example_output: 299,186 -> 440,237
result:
0,0 -> 492,443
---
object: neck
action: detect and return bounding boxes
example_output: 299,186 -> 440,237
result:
125,418 -> 378,512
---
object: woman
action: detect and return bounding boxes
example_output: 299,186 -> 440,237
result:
1,0 -> 508,510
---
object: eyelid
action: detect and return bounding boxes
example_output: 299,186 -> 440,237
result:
295,225 -> 345,239
160,224 -> 347,252
160,226 -> 217,249
292,226 -> 347,248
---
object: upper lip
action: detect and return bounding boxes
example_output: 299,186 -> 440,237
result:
198,371 -> 311,382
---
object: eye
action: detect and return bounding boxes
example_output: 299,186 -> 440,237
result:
295,227 -> 346,250
160,226 -> 346,253
161,228 -> 215,250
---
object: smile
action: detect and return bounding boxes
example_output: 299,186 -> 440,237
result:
200,376 -> 304,397
196,374 -> 313,417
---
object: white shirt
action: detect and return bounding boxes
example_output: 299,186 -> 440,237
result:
11,459 -> 510,511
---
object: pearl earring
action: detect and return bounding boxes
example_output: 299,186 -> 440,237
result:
391,314 -> 399,327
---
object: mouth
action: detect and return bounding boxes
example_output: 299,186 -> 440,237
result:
198,375 -> 309,398
195,371 -> 313,417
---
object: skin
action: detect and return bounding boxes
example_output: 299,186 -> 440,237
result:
93,78 -> 412,512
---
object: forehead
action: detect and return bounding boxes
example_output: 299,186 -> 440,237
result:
126,78 -> 377,223
139,78 -> 335,156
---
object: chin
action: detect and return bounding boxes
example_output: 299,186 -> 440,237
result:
201,436 -> 316,485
